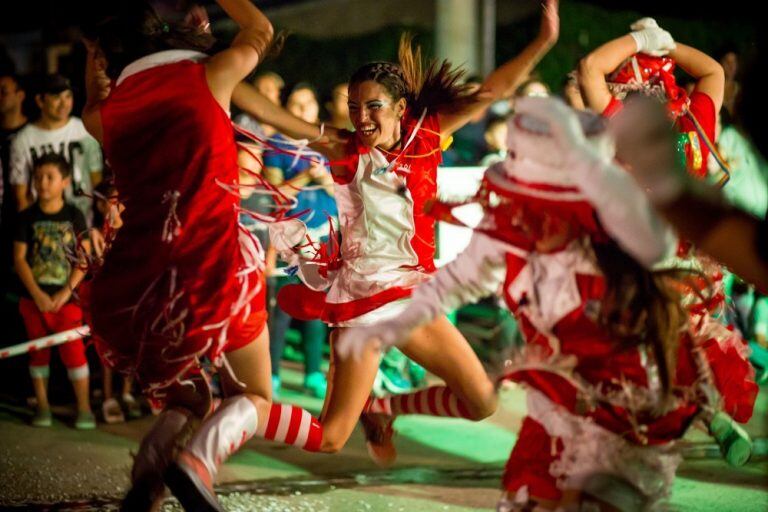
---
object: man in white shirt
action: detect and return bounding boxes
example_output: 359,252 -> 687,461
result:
10,74 -> 102,225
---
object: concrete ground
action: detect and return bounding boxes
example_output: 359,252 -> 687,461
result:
0,364 -> 766,511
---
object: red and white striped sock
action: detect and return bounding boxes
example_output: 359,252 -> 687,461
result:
255,403 -> 323,451
365,386 -> 472,419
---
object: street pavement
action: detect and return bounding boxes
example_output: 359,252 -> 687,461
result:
0,364 -> 766,511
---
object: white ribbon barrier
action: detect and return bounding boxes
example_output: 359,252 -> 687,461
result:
0,326 -> 91,360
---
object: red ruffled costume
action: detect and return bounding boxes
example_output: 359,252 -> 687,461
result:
89,52 -> 266,399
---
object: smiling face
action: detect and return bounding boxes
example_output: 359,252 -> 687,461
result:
36,90 -> 73,124
347,80 -> 406,149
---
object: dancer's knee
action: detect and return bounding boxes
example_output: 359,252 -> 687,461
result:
465,382 -> 498,420
318,425 -> 350,454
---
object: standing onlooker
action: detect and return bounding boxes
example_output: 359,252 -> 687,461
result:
264,82 -> 335,398
479,115 -> 509,167
0,72 -> 30,407
13,153 -> 94,429
10,74 -> 102,225
1,73 -> 28,217
719,48 -> 740,118
233,71 -> 284,141
325,82 -> 352,130
715,109 -> 768,219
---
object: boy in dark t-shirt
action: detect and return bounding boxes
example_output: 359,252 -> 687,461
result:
13,153 -> 94,429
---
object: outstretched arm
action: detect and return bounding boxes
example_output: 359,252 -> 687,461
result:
232,83 -> 349,161
335,229 -> 515,360
438,0 -> 559,135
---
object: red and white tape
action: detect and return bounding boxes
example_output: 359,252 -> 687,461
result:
0,326 -> 91,360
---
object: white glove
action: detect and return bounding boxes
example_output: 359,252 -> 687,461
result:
629,18 -> 676,56
630,17 -> 659,31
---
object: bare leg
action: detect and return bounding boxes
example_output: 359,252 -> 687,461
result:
122,375 -> 134,396
103,366 -> 114,400
31,376 -> 49,411
221,328 -> 273,415
316,328 -> 381,453
398,316 -> 497,420
318,315 -> 496,453
71,377 -> 92,413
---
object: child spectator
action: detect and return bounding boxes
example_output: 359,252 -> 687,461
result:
13,152 -> 94,429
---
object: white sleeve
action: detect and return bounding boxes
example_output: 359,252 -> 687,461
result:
9,135 -> 31,187
407,230 -> 513,324
380,232 -> 519,345
573,156 -> 678,267
335,228 -> 516,358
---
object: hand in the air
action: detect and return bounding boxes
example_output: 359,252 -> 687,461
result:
629,17 -> 676,56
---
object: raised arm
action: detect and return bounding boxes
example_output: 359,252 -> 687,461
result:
578,35 -> 637,114
668,43 -> 725,112
438,0 -> 559,135
232,83 -> 349,161
205,0 -> 274,110
579,18 -> 676,114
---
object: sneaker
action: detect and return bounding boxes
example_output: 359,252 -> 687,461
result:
75,410 -> 97,430
709,411 -> 752,466
103,398 -> 126,424
165,450 -> 223,512
123,393 -> 143,419
359,412 -> 397,467
303,372 -> 327,399
32,408 -> 52,428
271,375 -> 281,399
380,365 -> 413,395
407,360 -> 427,387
